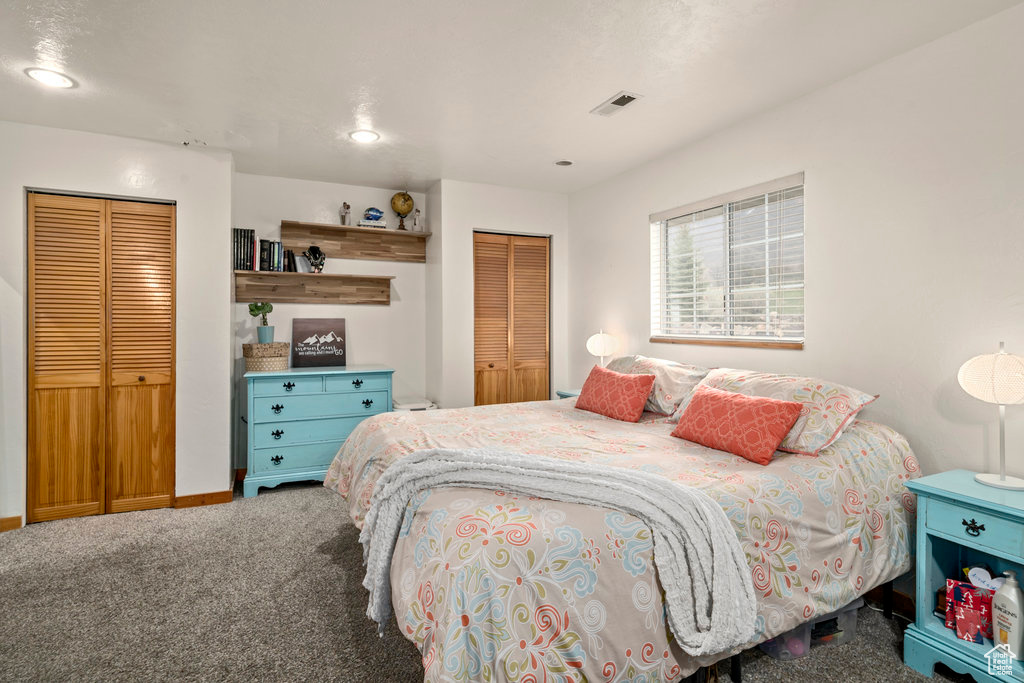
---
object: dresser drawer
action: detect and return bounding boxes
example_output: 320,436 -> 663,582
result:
325,374 -> 390,394
926,498 -> 1024,557
251,441 -> 341,474
253,414 -> 380,448
252,391 -> 389,423
252,375 -> 323,397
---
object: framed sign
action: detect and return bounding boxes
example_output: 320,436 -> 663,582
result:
291,318 -> 346,367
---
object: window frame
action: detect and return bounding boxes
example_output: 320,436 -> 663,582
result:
649,173 -> 805,350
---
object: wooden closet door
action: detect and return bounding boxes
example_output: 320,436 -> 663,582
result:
474,232 -> 510,405
27,194 -> 107,522
510,236 -> 549,402
106,201 -> 175,512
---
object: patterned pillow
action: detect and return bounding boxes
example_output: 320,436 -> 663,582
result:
674,368 -> 877,455
575,365 -> 656,423
605,355 -> 709,415
672,385 -> 803,465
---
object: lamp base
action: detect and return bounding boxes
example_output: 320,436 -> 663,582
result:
975,472 -> 1024,490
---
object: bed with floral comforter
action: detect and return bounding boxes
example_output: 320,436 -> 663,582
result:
324,398 -> 919,682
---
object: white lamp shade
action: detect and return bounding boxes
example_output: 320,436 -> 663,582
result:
958,350 -> 1024,405
586,332 -> 617,358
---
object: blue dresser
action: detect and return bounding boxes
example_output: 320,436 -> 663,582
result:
243,365 -> 394,497
904,470 -> 1024,681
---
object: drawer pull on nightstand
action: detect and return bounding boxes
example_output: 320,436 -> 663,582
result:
362,399 -> 374,408
962,518 -> 985,537
352,379 -> 363,388
271,429 -> 284,440
283,382 -> 295,391
271,404 -> 284,414
270,455 -> 284,466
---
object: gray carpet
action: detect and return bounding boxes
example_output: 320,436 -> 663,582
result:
0,483 -> 962,682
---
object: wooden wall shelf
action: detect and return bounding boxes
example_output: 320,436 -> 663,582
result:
281,220 -> 431,263
233,271 -> 394,305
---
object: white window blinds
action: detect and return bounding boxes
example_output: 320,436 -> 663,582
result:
650,173 -> 804,344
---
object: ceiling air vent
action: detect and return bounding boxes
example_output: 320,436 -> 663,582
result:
589,91 -> 643,117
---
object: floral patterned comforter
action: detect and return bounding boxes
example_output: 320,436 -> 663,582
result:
324,399 -> 919,682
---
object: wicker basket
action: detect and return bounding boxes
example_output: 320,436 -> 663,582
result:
243,342 -> 290,372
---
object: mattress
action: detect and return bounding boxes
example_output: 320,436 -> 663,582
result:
325,398 -> 919,681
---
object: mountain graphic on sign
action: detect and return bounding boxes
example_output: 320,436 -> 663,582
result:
319,331 -> 341,343
300,334 -> 320,345
299,331 -> 342,346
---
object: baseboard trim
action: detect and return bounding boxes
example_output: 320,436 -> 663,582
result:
0,515 -> 23,533
173,489 -> 234,509
235,468 -> 247,482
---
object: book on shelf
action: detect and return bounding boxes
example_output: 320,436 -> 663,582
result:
232,227 -> 258,270
357,219 -> 387,228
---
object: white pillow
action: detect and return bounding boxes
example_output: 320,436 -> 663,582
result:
605,355 -> 709,415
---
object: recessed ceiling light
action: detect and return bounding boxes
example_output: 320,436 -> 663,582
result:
24,68 -> 76,89
348,129 -> 380,143
555,160 -> 573,166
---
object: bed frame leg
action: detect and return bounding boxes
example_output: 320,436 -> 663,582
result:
730,654 -> 742,682
682,666 -> 709,683
883,579 -> 894,620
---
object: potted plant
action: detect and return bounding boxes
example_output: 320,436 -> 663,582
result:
249,302 -> 275,343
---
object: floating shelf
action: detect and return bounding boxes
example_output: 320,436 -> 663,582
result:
281,220 -> 431,263
233,270 -> 394,305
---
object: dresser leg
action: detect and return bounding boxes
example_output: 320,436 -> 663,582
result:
243,479 -> 260,498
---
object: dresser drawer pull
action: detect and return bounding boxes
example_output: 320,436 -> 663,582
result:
270,455 -> 284,466
271,429 -> 284,440
352,379 -> 363,388
362,398 -> 374,408
962,518 -> 985,537
283,382 -> 295,392
271,404 -> 284,414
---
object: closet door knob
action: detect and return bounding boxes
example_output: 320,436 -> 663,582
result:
283,382 -> 295,391
138,376 -> 146,382
362,399 -> 374,408
352,379 -> 363,388
271,404 -> 284,414
271,429 -> 284,440
270,455 -> 284,466
488,363 -> 494,368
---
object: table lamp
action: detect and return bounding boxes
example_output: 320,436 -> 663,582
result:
957,342 -> 1024,489
586,330 -> 617,367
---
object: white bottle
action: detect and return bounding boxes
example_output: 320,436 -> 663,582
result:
993,570 -> 1024,659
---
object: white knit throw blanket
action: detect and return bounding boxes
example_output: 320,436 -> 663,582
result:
359,448 -> 757,657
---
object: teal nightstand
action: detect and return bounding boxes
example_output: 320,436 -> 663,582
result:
556,389 -> 580,399
243,365 -> 393,497
904,469 -> 1024,681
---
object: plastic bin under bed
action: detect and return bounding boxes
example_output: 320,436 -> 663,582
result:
758,598 -> 864,660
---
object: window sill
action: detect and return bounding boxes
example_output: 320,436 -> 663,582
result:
650,336 -> 803,350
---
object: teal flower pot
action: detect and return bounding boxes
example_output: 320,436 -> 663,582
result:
257,326 -> 274,344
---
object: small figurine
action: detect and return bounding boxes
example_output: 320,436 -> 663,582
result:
412,208 -> 422,231
339,202 -> 351,225
303,245 -> 325,273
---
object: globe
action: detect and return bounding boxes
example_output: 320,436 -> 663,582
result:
391,191 -> 414,218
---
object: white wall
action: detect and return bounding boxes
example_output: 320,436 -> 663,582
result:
0,122 -> 233,518
427,180 -> 569,409
568,6 -> 1024,476
231,173 -> 428,464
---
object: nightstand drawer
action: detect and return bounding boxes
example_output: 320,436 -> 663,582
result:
325,374 -> 390,393
252,442 -> 340,474
252,391 -> 389,422
926,498 -> 1024,557
253,414 -> 378,448
252,375 -> 323,396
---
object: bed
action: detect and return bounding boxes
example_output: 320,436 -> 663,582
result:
325,396 -> 919,681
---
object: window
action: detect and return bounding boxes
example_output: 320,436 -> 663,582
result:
650,173 -> 804,347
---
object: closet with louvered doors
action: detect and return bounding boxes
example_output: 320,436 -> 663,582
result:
473,232 -> 550,406
27,192 -> 176,523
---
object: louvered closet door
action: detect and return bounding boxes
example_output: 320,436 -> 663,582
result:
473,232 -> 510,405
106,201 -> 175,512
27,194 -> 107,522
510,236 -> 549,402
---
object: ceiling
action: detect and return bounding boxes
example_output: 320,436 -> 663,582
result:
0,0 -> 1019,193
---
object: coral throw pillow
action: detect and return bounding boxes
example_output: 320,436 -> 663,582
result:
672,385 -> 803,465
575,365 -> 656,423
